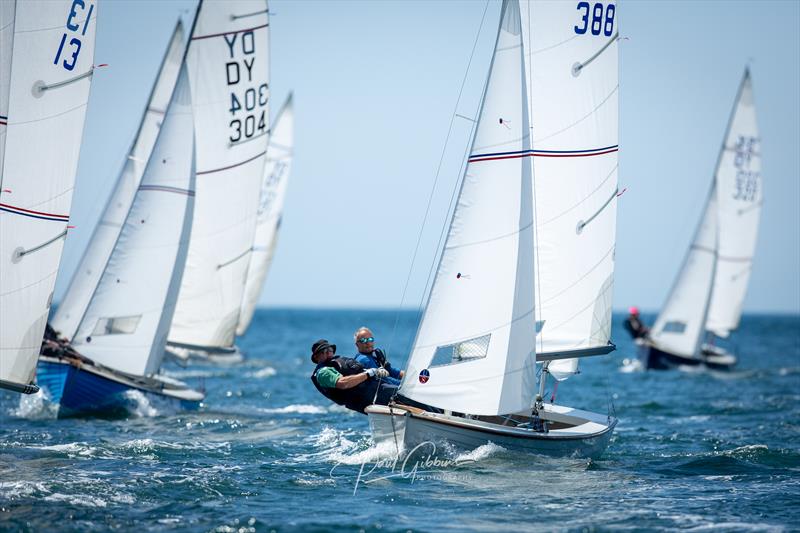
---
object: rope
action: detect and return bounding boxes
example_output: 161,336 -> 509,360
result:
384,0 -> 491,361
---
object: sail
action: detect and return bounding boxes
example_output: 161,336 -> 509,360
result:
0,1 -> 15,179
399,0 -> 537,416
0,0 -> 97,393
650,186 -> 719,358
72,66 -> 195,376
168,0 -> 270,351
518,1 -> 619,380
705,70 -> 762,338
237,93 -> 294,335
52,21 -> 185,341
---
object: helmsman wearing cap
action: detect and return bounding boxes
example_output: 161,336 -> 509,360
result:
309,339 -> 391,414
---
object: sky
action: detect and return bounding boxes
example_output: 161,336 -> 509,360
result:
57,0 -> 800,315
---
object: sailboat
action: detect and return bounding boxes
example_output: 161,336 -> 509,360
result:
638,69 -> 762,371
165,0 -> 271,364
50,21 -> 185,344
37,54 -> 202,418
367,0 -> 619,458
0,0 -> 98,395
236,94 -> 294,339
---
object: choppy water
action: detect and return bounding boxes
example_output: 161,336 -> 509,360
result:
1,310 -> 799,531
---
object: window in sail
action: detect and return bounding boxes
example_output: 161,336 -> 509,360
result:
662,321 -> 686,334
92,315 -> 141,336
430,334 -> 491,367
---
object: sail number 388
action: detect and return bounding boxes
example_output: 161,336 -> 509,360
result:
574,2 -> 615,36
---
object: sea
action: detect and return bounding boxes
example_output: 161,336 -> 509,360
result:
1,310 -> 798,532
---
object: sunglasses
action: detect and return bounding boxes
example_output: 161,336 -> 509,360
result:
357,337 -> 375,344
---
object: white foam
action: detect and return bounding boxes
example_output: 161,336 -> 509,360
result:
36,442 -> 98,458
44,492 -> 107,508
619,358 -> 643,373
454,442 -> 506,462
11,388 -> 58,420
260,404 -> 326,414
245,367 -> 277,379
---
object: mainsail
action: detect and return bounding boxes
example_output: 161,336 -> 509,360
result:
168,0 -> 270,351
0,0 -> 98,393
399,0 -> 537,416
650,186 -> 719,358
237,93 -> 294,336
71,66 -> 195,376
705,70 -> 762,338
52,21 -> 185,342
519,0 -> 619,380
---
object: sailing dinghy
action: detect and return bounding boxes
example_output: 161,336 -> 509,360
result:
37,44 -> 203,418
367,0 -> 620,458
165,0 -> 270,365
639,69 -> 761,371
0,0 -> 98,395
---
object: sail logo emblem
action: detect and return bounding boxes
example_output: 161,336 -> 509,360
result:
419,369 -> 430,384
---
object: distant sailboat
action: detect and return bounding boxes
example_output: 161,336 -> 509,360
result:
368,0 -> 619,458
639,69 -> 762,371
236,94 -> 294,338
37,61 -> 202,418
0,0 -> 98,394
165,0 -> 271,364
51,21 -> 185,344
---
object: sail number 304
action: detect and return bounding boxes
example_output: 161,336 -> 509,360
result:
574,2 -> 615,36
53,0 -> 95,71
226,31 -> 268,143
733,135 -> 759,202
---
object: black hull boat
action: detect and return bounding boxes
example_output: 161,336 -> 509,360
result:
637,340 -> 737,371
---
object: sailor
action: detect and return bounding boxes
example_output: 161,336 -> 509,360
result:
309,339 -> 395,414
352,327 -> 404,386
624,306 -> 650,340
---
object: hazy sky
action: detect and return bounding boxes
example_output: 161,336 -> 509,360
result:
57,0 -> 800,315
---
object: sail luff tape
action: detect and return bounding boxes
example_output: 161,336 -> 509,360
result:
572,31 -> 619,77
13,229 -> 68,262
576,187 -> 617,234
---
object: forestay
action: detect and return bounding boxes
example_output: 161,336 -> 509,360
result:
72,66 -> 195,377
52,21 -> 185,342
650,186 -> 719,358
399,0 -> 537,416
519,1 -> 619,380
705,70 -> 762,339
0,0 -> 97,393
168,0 -> 270,351
237,94 -> 294,336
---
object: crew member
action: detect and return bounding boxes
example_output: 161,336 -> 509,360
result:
624,307 -> 650,340
353,327 -> 404,386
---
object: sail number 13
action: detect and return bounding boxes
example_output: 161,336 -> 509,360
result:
53,0 -> 95,71
574,2 -> 615,36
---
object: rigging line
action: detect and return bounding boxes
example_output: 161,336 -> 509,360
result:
15,229 -> 68,260
576,187 -> 617,234
36,65 -> 99,93
572,31 -> 619,76
526,0 -> 545,356
384,0 -> 491,358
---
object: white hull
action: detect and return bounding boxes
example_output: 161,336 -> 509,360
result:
367,403 -> 616,459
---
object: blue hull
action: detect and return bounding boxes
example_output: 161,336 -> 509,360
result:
36,358 -> 200,418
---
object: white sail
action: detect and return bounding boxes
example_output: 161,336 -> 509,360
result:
650,186 -> 719,358
399,0 -> 537,416
0,0 -> 97,392
71,66 -> 195,377
518,1 -> 619,380
705,70 -> 762,338
52,21 -> 185,341
237,93 -> 294,336
0,0 -> 15,179
168,0 -> 270,351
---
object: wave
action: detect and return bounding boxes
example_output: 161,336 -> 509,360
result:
245,367 -> 277,379
10,389 -> 58,420
661,445 -> 800,475
454,442 -> 507,462
259,404 -> 328,414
